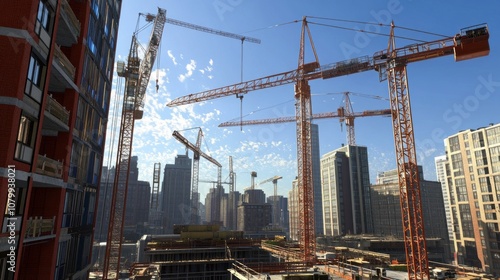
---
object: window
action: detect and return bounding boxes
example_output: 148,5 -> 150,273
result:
15,115 -> 37,163
475,149 -> 488,166
35,1 -> 52,47
25,53 -> 45,102
36,1 -> 50,32
490,146 -> 500,173
486,126 -> 500,145
449,136 -> 460,152
472,132 -> 485,148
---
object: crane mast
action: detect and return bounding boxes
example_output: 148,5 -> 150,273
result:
228,156 -> 237,230
167,20 -> 490,272
338,92 -> 355,145
103,8 -> 166,280
386,23 -> 428,279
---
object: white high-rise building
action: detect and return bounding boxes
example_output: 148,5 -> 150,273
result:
443,123 -> 500,274
435,155 -> 455,257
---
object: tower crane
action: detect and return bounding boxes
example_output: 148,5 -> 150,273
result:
260,176 -> 283,227
103,8 -> 166,280
228,156 -> 237,230
167,18 -> 490,274
219,92 -> 391,146
172,129 -> 222,224
102,8 -> 260,279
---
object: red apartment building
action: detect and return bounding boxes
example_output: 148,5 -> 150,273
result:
0,0 -> 121,279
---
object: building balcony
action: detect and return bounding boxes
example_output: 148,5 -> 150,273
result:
54,45 -> 75,80
50,45 -> 78,92
36,154 -> 63,179
56,0 -> 81,47
42,95 -> 70,134
24,216 -> 56,241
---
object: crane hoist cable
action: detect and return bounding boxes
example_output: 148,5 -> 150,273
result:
94,73 -> 124,269
236,19 -> 300,131
156,37 -> 161,93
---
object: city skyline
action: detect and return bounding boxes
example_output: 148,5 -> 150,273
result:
103,1 -> 500,201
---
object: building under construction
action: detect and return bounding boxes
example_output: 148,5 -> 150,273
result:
128,225 -> 280,279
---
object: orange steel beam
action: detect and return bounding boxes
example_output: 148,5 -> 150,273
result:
218,109 -> 392,127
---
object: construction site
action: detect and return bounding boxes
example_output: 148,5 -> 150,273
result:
86,5 -> 494,280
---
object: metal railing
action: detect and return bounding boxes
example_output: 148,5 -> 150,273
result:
24,216 -> 56,238
60,0 -> 81,37
54,44 -> 76,80
36,154 -> 63,178
46,94 -> 70,125
230,261 -> 268,280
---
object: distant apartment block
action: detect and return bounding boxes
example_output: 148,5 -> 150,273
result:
162,154 -> 192,233
320,145 -> 373,236
371,167 -> 451,262
442,123 -> 500,274
237,189 -> 272,232
267,195 -> 289,232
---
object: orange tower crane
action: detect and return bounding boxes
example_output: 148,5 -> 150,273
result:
167,19 -> 490,274
103,8 -> 166,280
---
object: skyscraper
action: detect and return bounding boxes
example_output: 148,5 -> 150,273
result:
311,123 -> 324,236
320,145 -> 372,236
435,155 -> 455,258
442,123 -> 500,274
0,1 -> 121,278
161,154 -> 192,233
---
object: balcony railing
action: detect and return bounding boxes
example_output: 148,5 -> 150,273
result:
24,216 -> 56,239
45,94 -> 70,125
54,44 -> 76,80
60,0 -> 81,39
36,154 -> 63,178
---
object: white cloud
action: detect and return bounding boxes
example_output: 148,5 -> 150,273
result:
178,59 -> 196,82
167,50 -> 177,65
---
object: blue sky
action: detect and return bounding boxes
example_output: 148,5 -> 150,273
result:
104,1 -> 500,200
